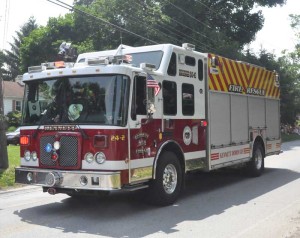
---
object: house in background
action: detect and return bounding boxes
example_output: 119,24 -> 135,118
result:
3,78 -> 24,115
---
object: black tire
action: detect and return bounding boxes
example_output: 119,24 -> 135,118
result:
247,143 -> 264,177
147,151 -> 183,206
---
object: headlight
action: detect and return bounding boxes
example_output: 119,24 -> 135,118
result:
53,141 -> 60,150
84,152 -> 94,163
95,152 -> 106,164
31,151 -> 38,161
24,150 -> 31,161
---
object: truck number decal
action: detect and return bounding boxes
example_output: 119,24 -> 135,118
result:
111,135 -> 126,142
179,69 -> 196,78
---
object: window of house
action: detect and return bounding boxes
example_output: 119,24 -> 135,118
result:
167,52 -> 177,76
182,84 -> 194,116
163,81 -> 177,115
15,100 -> 21,111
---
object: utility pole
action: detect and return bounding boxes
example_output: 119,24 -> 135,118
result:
0,73 -> 8,169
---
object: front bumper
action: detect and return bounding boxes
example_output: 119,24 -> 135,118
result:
15,167 -> 121,190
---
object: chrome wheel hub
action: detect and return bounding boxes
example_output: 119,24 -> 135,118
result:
162,164 -> 177,194
255,149 -> 263,170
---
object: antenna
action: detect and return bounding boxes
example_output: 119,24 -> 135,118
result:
120,31 -> 123,45
120,31 -> 123,63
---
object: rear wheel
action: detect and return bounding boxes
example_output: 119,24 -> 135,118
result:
148,151 -> 182,206
247,143 -> 264,177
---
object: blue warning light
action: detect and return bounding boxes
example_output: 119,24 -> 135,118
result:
45,143 -> 52,153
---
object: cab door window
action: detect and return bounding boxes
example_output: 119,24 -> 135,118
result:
182,84 -> 194,115
131,76 -> 146,120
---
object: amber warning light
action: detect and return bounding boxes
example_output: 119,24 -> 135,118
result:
20,135 -> 30,146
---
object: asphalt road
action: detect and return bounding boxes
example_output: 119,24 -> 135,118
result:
1,140 -> 300,238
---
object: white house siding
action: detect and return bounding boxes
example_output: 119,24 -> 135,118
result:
3,97 -> 22,115
4,98 -> 13,115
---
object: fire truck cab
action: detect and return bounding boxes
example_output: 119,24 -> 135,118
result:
15,43 -> 281,206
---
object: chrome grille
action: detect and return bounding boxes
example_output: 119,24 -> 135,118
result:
59,136 -> 78,167
40,136 -> 56,166
40,135 -> 79,168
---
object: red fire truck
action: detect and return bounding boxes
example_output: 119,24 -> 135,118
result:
15,43 -> 281,205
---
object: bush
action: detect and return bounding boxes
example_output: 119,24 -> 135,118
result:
7,126 -> 17,132
6,111 -> 22,127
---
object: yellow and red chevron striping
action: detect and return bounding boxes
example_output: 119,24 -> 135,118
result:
208,54 -> 280,99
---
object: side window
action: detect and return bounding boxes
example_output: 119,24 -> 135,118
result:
185,56 -> 196,66
182,84 -> 194,116
131,76 -> 146,120
167,52 -> 177,76
198,59 -> 203,81
163,81 -> 177,115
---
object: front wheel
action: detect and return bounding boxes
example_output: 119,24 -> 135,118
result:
247,143 -> 264,177
147,151 -> 183,206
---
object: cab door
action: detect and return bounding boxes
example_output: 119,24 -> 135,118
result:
128,74 -> 159,183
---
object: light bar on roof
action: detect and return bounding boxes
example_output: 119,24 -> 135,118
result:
182,43 -> 195,51
140,63 -> 156,71
28,65 -> 46,73
87,57 -> 109,66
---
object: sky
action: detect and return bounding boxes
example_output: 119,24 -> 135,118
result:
0,0 -> 299,56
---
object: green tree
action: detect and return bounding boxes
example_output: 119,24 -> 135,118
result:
6,111 -> 22,128
17,0 -> 288,70
158,0 -> 285,57
278,14 -> 300,124
2,17 -> 38,80
20,14 -> 77,72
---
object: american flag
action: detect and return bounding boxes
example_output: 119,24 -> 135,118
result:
147,73 -> 160,96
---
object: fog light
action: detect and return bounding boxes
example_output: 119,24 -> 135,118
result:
24,150 -> 31,161
45,172 -> 62,186
31,151 -> 38,161
95,152 -> 106,164
84,153 -> 94,163
80,176 -> 88,186
27,172 -> 33,182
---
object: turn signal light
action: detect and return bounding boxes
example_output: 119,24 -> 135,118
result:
20,135 -> 30,146
94,135 -> 108,148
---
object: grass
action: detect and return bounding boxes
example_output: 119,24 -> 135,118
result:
281,133 -> 300,142
0,145 -> 20,189
0,133 -> 299,189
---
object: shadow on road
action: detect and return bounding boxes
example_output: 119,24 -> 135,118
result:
14,165 -> 300,238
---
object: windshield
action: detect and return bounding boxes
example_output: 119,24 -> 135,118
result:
22,75 -> 130,126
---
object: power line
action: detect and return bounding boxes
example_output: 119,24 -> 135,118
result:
132,1 -> 216,51
194,0 -> 251,35
165,0 -> 212,30
122,1 -> 209,51
47,0 -> 215,52
47,0 -> 159,45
